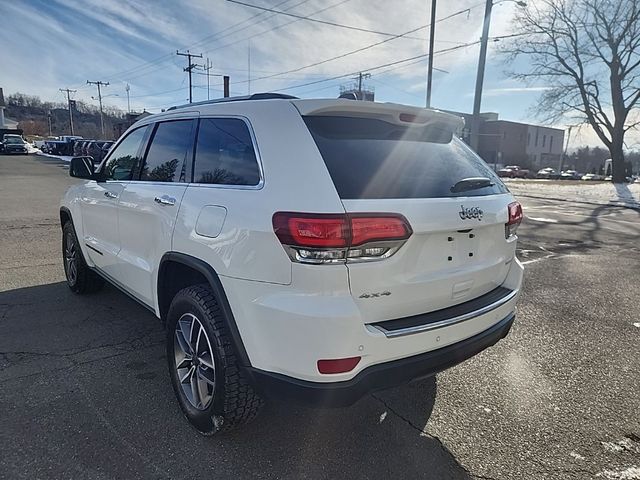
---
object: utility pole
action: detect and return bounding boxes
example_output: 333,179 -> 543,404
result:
248,40 -> 251,95
426,0 -> 437,108
59,88 -> 76,135
47,110 -> 52,136
125,83 -> 131,113
86,80 -> 109,136
355,72 -> 371,100
202,58 -> 213,100
470,0 -> 493,152
177,50 -> 202,104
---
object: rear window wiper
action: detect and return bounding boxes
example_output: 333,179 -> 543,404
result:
450,177 -> 494,193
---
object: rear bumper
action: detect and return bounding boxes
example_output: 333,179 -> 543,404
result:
221,258 -> 524,382
246,312 -> 515,407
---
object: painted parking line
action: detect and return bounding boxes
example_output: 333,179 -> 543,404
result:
527,217 -> 559,223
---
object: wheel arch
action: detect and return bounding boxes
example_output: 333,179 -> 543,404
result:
158,252 -> 251,367
60,206 -> 72,228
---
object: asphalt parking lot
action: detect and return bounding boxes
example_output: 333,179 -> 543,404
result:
1,154 -> 638,480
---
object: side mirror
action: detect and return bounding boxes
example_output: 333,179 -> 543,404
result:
69,156 -> 97,179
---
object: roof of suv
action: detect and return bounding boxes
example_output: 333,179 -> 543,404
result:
134,93 -> 464,132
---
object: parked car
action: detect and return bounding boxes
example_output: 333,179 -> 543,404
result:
61,94 -> 524,434
42,140 -> 69,155
537,167 -> 560,179
79,140 -> 90,157
560,170 -> 581,180
581,173 -> 604,181
99,141 -> 114,159
73,140 -> 84,156
2,134 -> 24,142
86,141 -> 102,161
497,165 -> 530,178
1,136 -> 29,154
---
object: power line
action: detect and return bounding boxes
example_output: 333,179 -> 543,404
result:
226,0 -> 432,39
274,41 -> 481,93
96,0 -> 306,84
272,33 -> 515,94
230,4 -> 478,87
204,0 -> 354,56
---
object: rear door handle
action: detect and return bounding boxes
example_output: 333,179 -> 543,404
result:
154,195 -> 176,206
103,191 -> 118,199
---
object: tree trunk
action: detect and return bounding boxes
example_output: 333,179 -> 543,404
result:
609,135 -> 626,183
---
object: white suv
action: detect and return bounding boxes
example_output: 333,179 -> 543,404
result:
60,94 -> 524,434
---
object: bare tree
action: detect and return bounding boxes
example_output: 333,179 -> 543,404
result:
501,0 -> 640,182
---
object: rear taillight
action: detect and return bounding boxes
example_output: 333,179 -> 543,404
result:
505,201 -> 523,238
273,212 -> 412,264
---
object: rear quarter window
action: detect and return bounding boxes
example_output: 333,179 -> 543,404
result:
193,118 -> 260,186
304,116 -> 508,199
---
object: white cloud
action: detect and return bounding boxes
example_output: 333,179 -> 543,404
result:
2,0 -> 635,148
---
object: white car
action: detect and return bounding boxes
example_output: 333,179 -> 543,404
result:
60,94 -> 524,434
581,173 -> 604,181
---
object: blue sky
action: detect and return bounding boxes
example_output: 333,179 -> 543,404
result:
0,0 -> 630,147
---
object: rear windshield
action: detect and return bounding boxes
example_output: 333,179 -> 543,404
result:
304,116 -> 508,199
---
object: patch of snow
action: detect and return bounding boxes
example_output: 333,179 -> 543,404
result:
602,438 -> 637,453
596,466 -> 640,479
505,180 -> 640,209
37,153 -> 74,162
570,451 -> 586,460
379,411 -> 387,423
528,217 -> 559,223
633,323 -> 640,328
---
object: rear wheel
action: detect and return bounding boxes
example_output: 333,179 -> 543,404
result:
166,284 -> 263,434
62,221 -> 104,294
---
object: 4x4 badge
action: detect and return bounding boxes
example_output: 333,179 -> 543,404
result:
459,205 -> 483,221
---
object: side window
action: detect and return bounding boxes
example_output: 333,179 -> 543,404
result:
102,127 -> 148,181
140,120 -> 194,183
193,118 -> 260,186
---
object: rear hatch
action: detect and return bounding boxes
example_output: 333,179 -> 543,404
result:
294,100 -> 517,323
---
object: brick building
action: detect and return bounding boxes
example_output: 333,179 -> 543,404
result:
446,110 -> 565,170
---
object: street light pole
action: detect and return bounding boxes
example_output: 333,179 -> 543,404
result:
470,0 -> 493,152
426,0 -> 437,108
125,83 -> 131,113
470,0 -> 526,152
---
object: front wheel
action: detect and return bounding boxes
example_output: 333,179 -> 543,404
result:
62,222 -> 104,294
166,284 -> 263,434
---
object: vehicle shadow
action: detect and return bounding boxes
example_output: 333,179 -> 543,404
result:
0,281 -> 471,480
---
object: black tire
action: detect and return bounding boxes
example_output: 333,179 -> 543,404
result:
166,284 -> 263,434
62,221 -> 104,294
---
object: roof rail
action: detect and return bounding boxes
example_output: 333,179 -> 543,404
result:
166,93 -> 299,111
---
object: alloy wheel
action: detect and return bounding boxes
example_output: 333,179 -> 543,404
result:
64,231 -> 78,285
174,313 -> 216,410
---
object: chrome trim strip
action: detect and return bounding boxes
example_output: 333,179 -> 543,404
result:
373,288 -> 519,338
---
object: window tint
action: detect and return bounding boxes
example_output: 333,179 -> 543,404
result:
193,118 -> 260,186
102,126 -> 147,181
304,116 -> 508,199
140,120 -> 193,183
